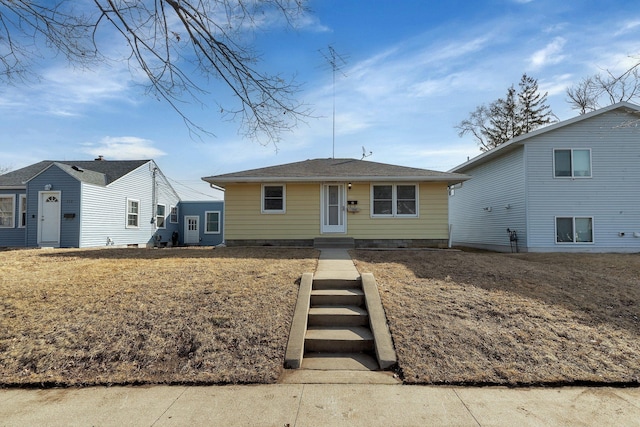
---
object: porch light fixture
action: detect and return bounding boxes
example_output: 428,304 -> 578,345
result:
44,184 -> 52,190
348,182 -> 352,190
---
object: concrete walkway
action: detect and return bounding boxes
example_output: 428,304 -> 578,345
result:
2,384 -> 639,426
314,248 -> 361,281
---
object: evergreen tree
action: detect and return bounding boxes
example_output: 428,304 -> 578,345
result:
518,74 -> 553,133
456,74 -> 555,151
486,86 -> 519,147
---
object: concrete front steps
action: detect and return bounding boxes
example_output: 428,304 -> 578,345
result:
285,272 -> 397,374
304,276 -> 374,370
313,237 -> 355,249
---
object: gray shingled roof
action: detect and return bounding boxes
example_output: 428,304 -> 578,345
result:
203,158 -> 468,186
0,160 -> 150,188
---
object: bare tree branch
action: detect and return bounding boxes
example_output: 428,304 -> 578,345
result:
455,104 -> 493,152
0,0 -> 310,144
567,63 -> 640,114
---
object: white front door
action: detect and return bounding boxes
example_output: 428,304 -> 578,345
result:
38,191 -> 61,246
321,184 -> 346,233
184,215 -> 200,244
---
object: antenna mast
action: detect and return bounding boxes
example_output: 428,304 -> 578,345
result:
320,45 -> 347,158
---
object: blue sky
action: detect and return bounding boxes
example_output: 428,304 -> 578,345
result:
1,0 -> 640,199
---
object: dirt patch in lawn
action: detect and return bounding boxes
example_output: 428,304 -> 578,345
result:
0,247 -> 318,386
352,250 -> 640,386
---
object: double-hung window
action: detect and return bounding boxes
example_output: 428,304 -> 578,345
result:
170,206 -> 178,223
126,199 -> 139,228
556,217 -> 593,243
554,149 -> 591,178
0,195 -> 15,228
156,204 -> 166,229
19,195 -> 27,228
262,184 -> 285,214
205,211 -> 221,234
371,184 -> 418,217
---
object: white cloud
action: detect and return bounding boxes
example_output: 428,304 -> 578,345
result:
529,37 -> 566,69
0,62 -> 136,118
38,66 -> 135,116
81,136 -> 166,160
294,12 -> 332,33
614,20 -> 640,36
424,36 -> 492,65
539,73 -> 574,96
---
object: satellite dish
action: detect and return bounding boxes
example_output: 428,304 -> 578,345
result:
361,146 -> 372,160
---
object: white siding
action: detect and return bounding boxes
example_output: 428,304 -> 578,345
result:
525,109 -> 640,252
449,147 -> 527,251
79,161 -> 180,247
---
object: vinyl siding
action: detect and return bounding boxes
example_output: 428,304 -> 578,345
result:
80,162 -> 180,247
347,182 -> 450,239
525,109 -> 640,252
225,183 -> 320,239
225,181 -> 451,240
178,201 -> 225,245
0,190 -> 26,246
26,166 -> 82,248
449,147 -> 527,251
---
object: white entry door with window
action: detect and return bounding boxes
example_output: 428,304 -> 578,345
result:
321,184 -> 346,233
184,215 -> 200,244
38,191 -> 61,246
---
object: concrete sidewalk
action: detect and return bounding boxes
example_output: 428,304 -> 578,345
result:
1,384 -> 639,426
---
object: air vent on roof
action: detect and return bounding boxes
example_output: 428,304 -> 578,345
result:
72,166 -> 84,172
95,155 -> 105,161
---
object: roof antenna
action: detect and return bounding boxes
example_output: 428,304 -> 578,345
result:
361,146 -> 372,160
320,45 -> 348,158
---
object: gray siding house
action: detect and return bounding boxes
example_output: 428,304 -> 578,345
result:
449,102 -> 640,253
0,159 -> 184,248
178,201 -> 225,246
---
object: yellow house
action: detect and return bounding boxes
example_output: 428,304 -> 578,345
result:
203,158 -> 468,248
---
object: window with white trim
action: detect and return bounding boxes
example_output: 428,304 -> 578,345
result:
19,194 -> 27,228
262,184 -> 285,213
554,149 -> 591,178
556,217 -> 593,243
0,195 -> 15,228
126,199 -> 139,228
371,184 -> 418,217
205,211 -> 221,234
156,204 -> 166,229
169,205 -> 178,223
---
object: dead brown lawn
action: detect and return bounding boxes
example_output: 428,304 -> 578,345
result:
0,247 -> 318,386
352,250 -> 640,385
2,247 -> 639,387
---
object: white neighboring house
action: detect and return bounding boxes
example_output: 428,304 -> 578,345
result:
448,101 -> 640,253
